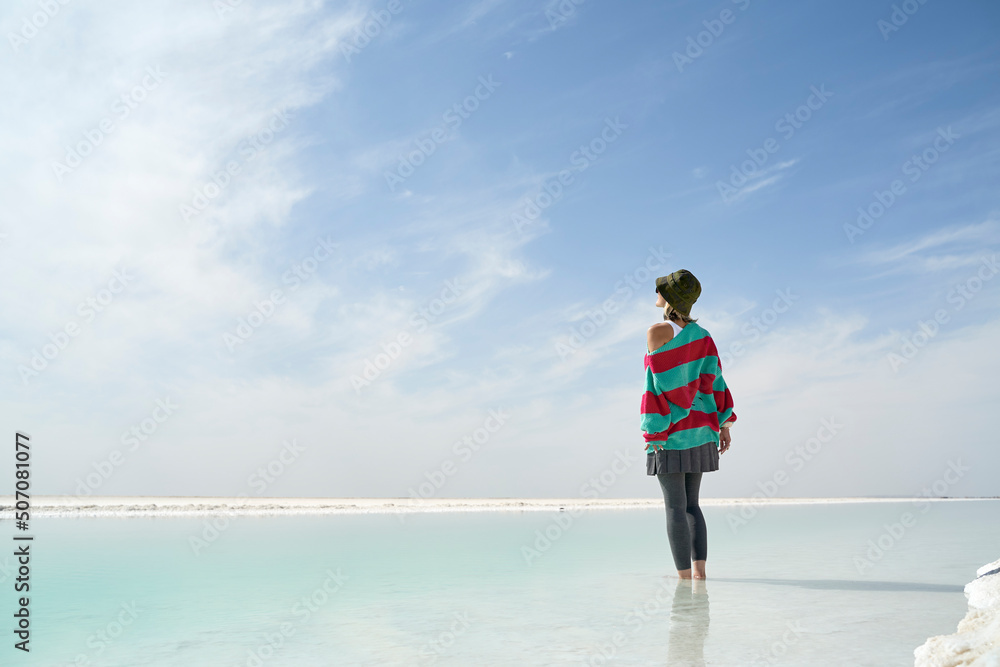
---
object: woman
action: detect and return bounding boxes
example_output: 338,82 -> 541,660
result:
641,269 -> 737,580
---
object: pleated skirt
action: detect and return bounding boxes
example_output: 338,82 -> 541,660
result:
646,441 -> 719,475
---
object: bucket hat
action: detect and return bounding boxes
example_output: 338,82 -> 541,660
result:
655,269 -> 701,317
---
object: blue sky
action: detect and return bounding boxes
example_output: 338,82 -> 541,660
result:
1,0 -> 998,499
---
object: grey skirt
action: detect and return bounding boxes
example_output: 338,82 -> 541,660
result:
646,441 -> 719,475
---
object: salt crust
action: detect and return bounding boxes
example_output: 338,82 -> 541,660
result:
914,558 -> 1000,667
0,495 -> 983,517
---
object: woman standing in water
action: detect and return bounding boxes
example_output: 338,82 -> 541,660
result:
641,269 -> 737,580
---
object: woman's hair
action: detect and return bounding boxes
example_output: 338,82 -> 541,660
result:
663,303 -> 697,324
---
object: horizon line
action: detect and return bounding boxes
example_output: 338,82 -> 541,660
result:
0,495 -> 995,518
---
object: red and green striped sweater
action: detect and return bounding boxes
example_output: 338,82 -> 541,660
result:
641,321 -> 737,453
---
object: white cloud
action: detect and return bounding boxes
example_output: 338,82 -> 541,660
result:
3,1 -> 997,502
724,158 -> 799,202
858,219 -> 1000,268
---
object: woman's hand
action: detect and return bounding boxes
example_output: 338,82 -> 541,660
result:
719,427 -> 731,454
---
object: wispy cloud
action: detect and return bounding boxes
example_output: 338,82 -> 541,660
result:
854,48 -> 1000,121
723,158 -> 799,203
856,219 -> 1000,270
450,0 -> 509,33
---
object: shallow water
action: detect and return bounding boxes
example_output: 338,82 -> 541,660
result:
5,500 -> 997,666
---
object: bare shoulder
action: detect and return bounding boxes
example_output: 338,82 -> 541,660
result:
647,322 -> 674,351
648,322 -> 674,335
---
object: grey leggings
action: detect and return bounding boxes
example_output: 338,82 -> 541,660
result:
656,472 -> 707,571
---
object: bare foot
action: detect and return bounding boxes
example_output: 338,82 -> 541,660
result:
676,568 -> 693,579
692,560 -> 707,579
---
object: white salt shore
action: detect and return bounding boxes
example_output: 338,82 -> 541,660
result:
915,557 -> 1000,666
0,495 -> 985,518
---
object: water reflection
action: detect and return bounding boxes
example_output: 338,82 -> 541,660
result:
667,578 -> 710,666
710,577 -> 962,593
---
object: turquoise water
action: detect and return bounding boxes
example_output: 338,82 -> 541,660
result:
4,500 -> 997,666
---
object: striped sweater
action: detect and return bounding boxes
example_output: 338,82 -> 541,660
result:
641,321 -> 737,453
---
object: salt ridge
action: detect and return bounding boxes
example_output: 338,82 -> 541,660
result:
914,556 -> 1000,666
0,495 -> 987,518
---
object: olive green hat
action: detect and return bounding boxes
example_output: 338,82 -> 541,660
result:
655,269 -> 701,317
